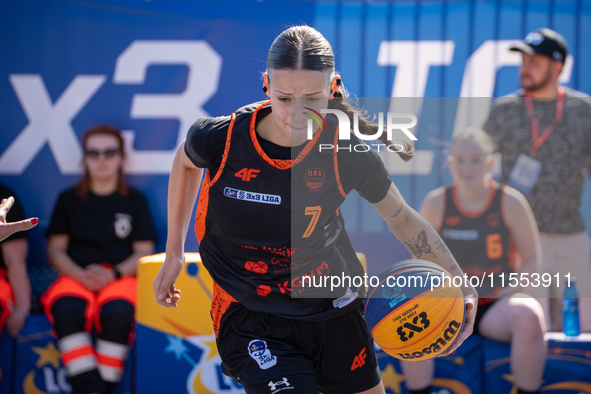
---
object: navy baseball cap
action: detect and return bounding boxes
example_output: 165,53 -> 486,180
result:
510,28 -> 569,62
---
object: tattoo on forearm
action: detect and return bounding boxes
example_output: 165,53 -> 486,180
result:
435,237 -> 451,256
403,230 -> 437,259
389,203 -> 403,218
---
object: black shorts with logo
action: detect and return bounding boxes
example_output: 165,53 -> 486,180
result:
216,302 -> 381,394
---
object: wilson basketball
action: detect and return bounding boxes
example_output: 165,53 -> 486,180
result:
364,259 -> 465,361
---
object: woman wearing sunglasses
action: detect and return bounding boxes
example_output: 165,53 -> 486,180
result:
43,125 -> 156,394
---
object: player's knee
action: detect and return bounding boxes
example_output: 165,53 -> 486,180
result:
511,304 -> 545,339
51,297 -> 88,337
98,300 -> 134,341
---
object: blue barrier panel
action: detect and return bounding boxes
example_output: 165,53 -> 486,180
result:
378,333 -> 591,394
0,328 -> 15,394
484,333 -> 591,394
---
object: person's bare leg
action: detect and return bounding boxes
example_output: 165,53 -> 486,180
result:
400,359 -> 434,392
479,296 -> 546,391
537,297 -> 551,332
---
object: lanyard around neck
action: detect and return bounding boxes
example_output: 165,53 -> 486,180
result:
524,86 -> 565,156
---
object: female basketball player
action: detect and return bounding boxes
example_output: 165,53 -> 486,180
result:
400,128 -> 546,394
154,26 -> 478,394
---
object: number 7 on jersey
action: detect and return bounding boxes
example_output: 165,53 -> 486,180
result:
303,206 -> 322,238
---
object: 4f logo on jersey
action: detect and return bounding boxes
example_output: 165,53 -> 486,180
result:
397,311 -> 430,342
351,347 -> 367,371
235,168 -> 260,181
303,168 -> 327,193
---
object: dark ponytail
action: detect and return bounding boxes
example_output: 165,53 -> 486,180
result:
267,25 -> 415,161
328,92 -> 416,162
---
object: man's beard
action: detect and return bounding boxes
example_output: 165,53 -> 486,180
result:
521,65 -> 554,93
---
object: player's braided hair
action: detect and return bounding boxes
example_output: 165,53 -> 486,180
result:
266,25 -> 415,162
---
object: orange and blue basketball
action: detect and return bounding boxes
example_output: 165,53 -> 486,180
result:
364,259 -> 465,361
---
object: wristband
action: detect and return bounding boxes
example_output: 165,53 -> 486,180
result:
113,266 -> 122,280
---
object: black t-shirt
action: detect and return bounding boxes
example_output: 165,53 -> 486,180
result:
46,187 -> 156,268
185,105 -> 392,203
0,182 -> 28,270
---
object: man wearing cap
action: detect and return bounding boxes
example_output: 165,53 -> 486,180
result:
483,28 -> 591,333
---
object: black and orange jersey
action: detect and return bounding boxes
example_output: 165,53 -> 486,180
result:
439,181 -> 517,301
185,101 -> 392,320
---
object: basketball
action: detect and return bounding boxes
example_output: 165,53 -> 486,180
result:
364,259 -> 465,361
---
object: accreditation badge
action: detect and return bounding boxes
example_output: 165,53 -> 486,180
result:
507,153 -> 542,196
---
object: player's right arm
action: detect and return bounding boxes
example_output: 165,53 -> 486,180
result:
372,182 -> 478,354
153,141 -> 204,308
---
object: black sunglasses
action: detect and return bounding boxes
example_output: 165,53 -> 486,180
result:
84,148 -> 121,159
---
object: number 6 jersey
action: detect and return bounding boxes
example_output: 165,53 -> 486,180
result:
439,181 -> 517,302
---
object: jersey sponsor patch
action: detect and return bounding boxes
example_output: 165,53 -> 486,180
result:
248,340 -> 277,370
256,285 -> 272,297
245,260 -> 268,274
442,229 -> 479,241
224,187 -> 281,205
